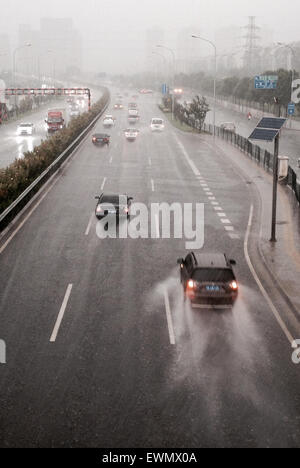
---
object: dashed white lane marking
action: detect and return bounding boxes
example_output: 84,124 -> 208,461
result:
148,158 -> 152,166
173,133 -> 237,239
164,288 -> 176,346
225,226 -> 234,231
211,202 -> 219,205
109,156 -> 113,164
217,213 -> 226,217
85,213 -> 94,236
244,205 -> 294,345
101,177 -> 107,191
229,233 -> 240,239
151,179 -> 155,192
214,207 -> 223,211
209,197 -> 216,200
50,284 -> 73,343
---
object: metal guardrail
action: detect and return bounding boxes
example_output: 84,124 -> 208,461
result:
0,90 -> 110,231
203,123 -> 300,206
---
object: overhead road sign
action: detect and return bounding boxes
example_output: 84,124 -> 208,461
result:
5,88 -> 92,110
254,75 -> 278,90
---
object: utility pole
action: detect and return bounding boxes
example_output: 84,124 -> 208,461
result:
243,16 -> 260,74
270,133 -> 279,242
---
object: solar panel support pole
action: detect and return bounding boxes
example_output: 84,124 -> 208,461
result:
270,133 -> 279,242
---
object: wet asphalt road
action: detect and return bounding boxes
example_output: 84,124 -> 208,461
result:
0,90 -> 101,169
0,91 -> 299,448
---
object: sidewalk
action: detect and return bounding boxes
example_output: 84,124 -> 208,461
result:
205,134 -> 300,315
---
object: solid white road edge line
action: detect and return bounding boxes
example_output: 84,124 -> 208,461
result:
85,213 -> 94,236
173,132 -> 200,176
151,179 -> 155,192
50,284 -> 73,343
101,177 -> 107,191
164,288 -> 176,345
244,205 -> 294,345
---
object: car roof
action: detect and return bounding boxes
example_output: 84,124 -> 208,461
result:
192,253 -> 229,269
93,133 -> 109,137
99,194 -> 127,204
18,123 -> 33,126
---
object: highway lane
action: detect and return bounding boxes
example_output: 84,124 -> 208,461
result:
0,88 -> 102,170
0,92 -> 299,447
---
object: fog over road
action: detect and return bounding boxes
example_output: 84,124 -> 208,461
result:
0,91 -> 299,448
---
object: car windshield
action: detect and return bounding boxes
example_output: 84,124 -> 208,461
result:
19,124 -> 33,127
192,268 -> 234,282
152,120 -> 163,125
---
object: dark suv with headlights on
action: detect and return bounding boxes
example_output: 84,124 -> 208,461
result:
177,253 -> 238,307
95,194 -> 133,220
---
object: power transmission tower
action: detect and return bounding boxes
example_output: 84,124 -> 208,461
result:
243,16 -> 260,73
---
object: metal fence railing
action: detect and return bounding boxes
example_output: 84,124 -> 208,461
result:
203,123 -> 300,206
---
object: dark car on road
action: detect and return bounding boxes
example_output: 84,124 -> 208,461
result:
92,133 -> 110,146
95,194 -> 133,220
177,253 -> 238,307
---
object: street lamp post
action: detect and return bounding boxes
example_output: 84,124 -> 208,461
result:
151,52 -> 167,91
277,42 -> 295,127
192,35 -> 217,139
157,45 -> 176,120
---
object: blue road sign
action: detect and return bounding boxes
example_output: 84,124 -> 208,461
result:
162,84 -> 168,95
255,75 -> 278,90
288,102 -> 295,115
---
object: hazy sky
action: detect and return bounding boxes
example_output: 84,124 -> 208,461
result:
1,0 -> 300,73
1,0 -> 300,36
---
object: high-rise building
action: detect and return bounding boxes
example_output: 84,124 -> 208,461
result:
0,34 -> 11,72
145,27 -> 165,69
176,27 -> 201,74
40,18 -> 82,78
18,25 -> 40,76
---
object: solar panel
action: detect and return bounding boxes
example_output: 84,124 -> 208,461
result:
257,118 -> 286,130
249,128 -> 279,141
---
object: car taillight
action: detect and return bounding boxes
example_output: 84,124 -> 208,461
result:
187,280 -> 195,289
124,206 -> 129,214
230,281 -> 238,291
96,206 -> 103,213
